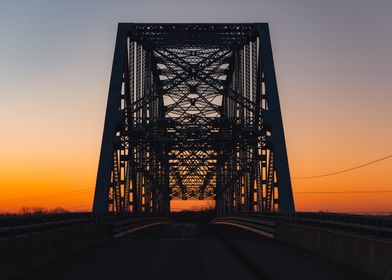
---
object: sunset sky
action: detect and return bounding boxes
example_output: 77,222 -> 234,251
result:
0,0 -> 391,213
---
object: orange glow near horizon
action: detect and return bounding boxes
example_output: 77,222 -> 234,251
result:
0,152 -> 391,213
0,98 -> 391,214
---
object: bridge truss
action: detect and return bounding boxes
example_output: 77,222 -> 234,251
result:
93,23 -> 295,215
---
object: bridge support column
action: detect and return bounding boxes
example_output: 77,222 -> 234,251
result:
93,24 -> 131,213
256,23 -> 295,212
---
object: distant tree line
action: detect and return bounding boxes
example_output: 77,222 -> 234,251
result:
18,206 -> 70,215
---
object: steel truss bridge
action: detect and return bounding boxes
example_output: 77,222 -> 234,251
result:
93,23 -> 295,215
1,23 -> 390,280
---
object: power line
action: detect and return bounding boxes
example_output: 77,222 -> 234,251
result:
293,153 -> 392,179
298,210 -> 392,215
0,188 -> 93,204
295,190 -> 392,194
2,186 -> 392,202
339,211 -> 392,214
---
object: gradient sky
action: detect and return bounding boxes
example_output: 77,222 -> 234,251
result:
0,0 -> 391,213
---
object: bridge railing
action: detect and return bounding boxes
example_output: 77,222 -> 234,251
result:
0,212 -> 171,279
212,215 -> 276,238
219,211 -> 392,240
0,212 -> 170,238
213,211 -> 392,279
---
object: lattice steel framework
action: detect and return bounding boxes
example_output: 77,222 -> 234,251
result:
93,23 -> 295,215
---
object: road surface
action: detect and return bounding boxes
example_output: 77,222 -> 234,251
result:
28,223 -> 371,280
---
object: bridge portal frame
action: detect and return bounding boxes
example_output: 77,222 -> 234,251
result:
93,23 -> 295,214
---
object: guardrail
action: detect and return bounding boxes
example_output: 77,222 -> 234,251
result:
0,213 -> 171,280
212,216 -> 275,238
112,216 -> 172,238
225,211 -> 392,240
0,212 -> 94,227
0,213 -> 170,238
212,212 -> 392,280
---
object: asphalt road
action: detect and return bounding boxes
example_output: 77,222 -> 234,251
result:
28,223 -> 372,280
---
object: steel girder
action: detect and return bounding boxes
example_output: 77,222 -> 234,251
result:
92,23 -> 295,215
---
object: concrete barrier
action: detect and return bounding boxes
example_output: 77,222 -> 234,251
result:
0,238 -> 18,280
0,216 -> 168,279
32,232 -> 51,267
16,234 -> 36,274
0,222 -> 112,279
276,222 -> 392,280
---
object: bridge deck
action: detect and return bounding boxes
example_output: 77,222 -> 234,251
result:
28,223 -> 370,280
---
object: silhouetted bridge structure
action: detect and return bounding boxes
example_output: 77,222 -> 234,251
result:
93,22 -> 295,215
1,23 -> 392,279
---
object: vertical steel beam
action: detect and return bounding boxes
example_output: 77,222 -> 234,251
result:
93,23 -> 131,212
257,23 -> 295,212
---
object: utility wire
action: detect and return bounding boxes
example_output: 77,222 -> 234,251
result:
295,190 -> 392,194
0,188 -> 93,204
293,154 -> 392,179
3,189 -> 391,203
298,211 -> 392,215
2,153 -> 392,203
